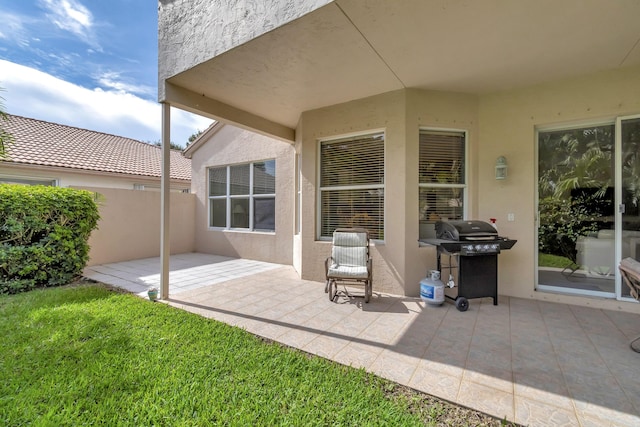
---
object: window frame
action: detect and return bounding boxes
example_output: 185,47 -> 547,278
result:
207,160 -> 276,232
133,183 -> 190,193
317,130 -> 386,241
418,127 -> 468,239
0,175 -> 57,186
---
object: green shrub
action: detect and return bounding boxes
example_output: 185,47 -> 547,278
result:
538,194 -> 609,260
0,185 -> 100,294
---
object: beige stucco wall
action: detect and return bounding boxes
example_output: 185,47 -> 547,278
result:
477,65 -> 640,313
295,77 -> 640,313
190,125 -> 295,264
78,187 -> 196,266
297,89 -> 479,296
0,163 -> 190,191
298,90 -> 406,295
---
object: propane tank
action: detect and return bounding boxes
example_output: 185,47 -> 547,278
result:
420,270 -> 445,306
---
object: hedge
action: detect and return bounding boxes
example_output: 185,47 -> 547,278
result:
0,185 -> 100,294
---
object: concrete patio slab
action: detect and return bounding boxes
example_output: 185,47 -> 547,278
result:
84,253 -> 640,426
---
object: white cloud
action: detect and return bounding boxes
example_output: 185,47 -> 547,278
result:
0,60 -> 213,146
96,71 -> 155,98
39,0 -> 101,50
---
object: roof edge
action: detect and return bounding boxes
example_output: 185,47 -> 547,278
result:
0,160 -> 191,183
183,121 -> 225,158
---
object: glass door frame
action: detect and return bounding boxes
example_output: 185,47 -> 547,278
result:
616,114 -> 640,301
535,119 -> 617,299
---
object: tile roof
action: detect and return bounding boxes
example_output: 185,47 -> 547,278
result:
1,114 -> 191,181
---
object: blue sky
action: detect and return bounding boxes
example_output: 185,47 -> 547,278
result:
0,0 -> 212,147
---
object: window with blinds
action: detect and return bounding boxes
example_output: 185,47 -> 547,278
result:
319,132 -> 384,240
208,160 -> 276,231
419,129 -> 466,239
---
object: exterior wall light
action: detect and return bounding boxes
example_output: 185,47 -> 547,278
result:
495,156 -> 507,180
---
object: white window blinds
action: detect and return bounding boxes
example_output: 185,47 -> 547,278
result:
419,130 -> 466,239
419,131 -> 465,185
320,133 -> 384,240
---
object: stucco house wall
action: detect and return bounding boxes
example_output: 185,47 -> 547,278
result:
477,65 -> 640,311
298,90 -> 406,295
297,89 -> 479,296
292,70 -> 640,315
188,124 -> 295,265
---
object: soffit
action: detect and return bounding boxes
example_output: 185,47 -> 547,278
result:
169,4 -> 403,129
340,0 -> 640,93
167,0 -> 640,129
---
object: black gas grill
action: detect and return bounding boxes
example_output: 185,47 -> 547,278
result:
420,220 -> 517,311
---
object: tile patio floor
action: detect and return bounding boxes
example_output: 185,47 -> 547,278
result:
83,253 -> 640,426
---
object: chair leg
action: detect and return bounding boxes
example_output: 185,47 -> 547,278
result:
364,282 -> 370,303
324,279 -> 329,293
561,262 -> 578,278
328,280 -> 337,302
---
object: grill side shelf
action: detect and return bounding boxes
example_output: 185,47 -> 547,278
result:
499,239 -> 517,250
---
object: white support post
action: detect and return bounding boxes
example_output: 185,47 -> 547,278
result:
160,103 -> 171,299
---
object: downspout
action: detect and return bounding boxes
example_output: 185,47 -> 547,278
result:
160,103 -> 171,299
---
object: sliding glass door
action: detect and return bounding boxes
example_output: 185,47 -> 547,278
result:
537,123 -> 616,297
619,115 -> 640,299
537,116 -> 640,299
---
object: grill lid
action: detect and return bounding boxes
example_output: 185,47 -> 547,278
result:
436,220 -> 498,241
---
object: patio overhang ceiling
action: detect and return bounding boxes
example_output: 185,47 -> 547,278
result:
164,0 -> 640,142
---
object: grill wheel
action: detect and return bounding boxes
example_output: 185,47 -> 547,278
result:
455,297 -> 469,312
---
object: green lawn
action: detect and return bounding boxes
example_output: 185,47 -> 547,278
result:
0,284 -> 510,426
538,252 -> 577,269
